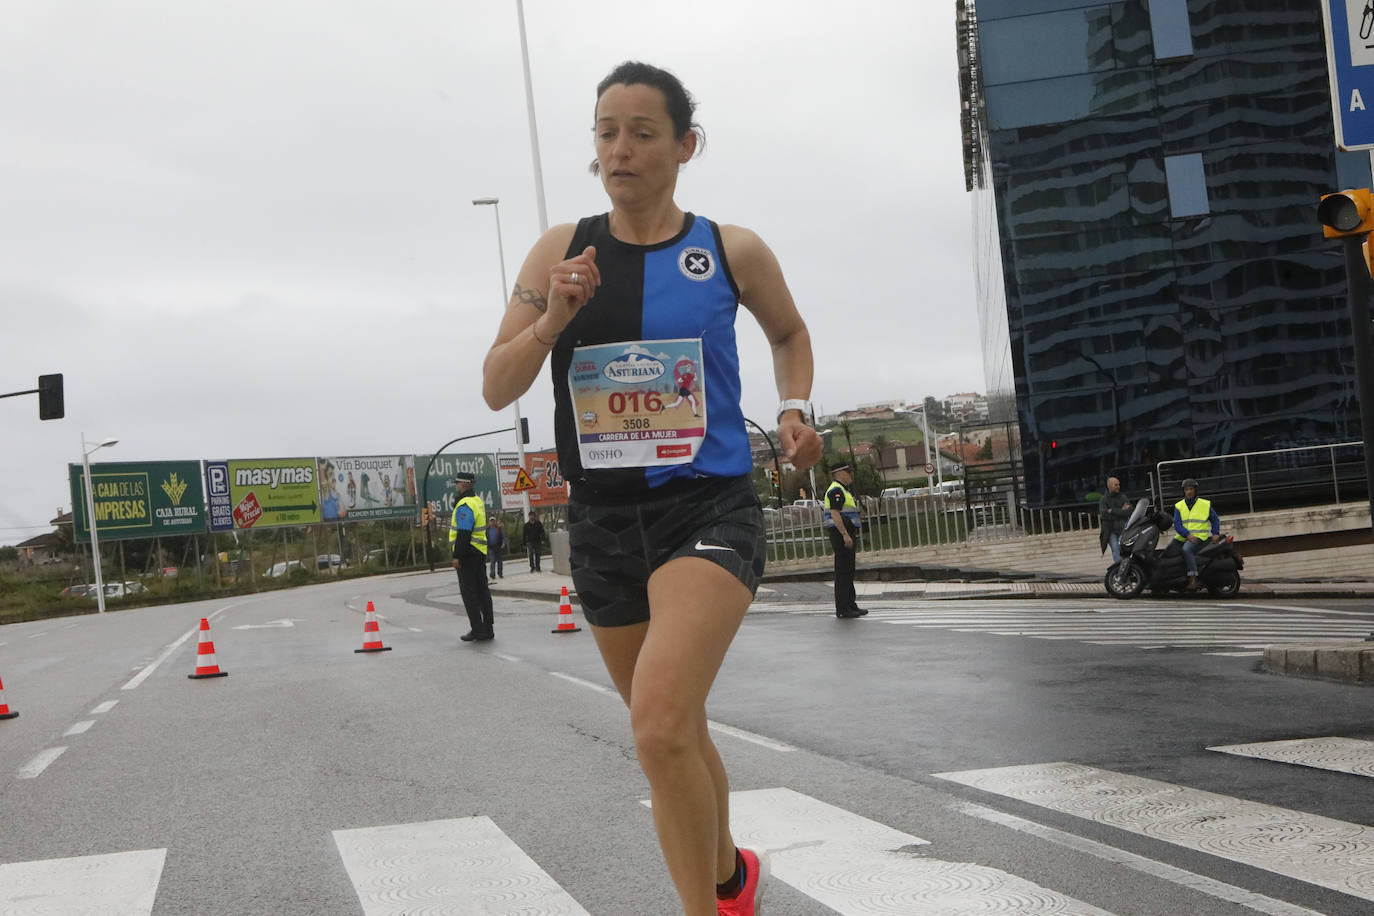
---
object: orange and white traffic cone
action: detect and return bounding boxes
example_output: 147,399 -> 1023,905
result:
0,671 -> 18,719
551,586 -> 581,634
355,600 -> 392,653
188,617 -> 228,679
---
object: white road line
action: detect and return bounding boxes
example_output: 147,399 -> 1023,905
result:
18,747 -> 68,779
1204,651 -> 1264,657
652,788 -> 1114,915
27,631 -> 48,639
121,626 -> 197,691
1231,602 -> 1374,619
334,817 -> 590,915
493,652 -> 521,662
549,671 -> 615,695
91,700 -> 118,714
706,721 -> 797,752
954,801 -> 1325,916
548,672 -> 795,751
121,602 -> 242,691
935,762 -> 1374,902
406,627 -> 423,632
1209,737 -> 1374,778
0,848 -> 166,915
64,720 -> 95,736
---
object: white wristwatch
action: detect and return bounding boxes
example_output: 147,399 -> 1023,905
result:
776,399 -> 812,423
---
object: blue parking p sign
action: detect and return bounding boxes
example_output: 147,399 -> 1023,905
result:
1322,0 -> 1374,149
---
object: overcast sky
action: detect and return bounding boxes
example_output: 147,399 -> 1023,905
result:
2,0 -> 984,542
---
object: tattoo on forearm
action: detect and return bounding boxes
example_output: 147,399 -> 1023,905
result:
513,283 -> 548,313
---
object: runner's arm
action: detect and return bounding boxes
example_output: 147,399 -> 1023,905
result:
483,225 -> 599,410
724,225 -> 822,470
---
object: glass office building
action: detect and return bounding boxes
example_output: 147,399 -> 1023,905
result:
959,0 -> 1371,505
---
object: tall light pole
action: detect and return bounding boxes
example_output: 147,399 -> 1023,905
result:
473,197 -> 531,516
81,433 -> 118,613
514,0 -> 549,234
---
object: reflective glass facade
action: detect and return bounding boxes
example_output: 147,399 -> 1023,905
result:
967,0 -> 1371,505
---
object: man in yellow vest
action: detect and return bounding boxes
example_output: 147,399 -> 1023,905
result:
1172,478 -> 1221,590
449,472 -> 494,641
824,463 -> 867,619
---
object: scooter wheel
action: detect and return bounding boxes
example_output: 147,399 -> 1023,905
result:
1105,561 -> 1146,599
1206,571 -> 1241,598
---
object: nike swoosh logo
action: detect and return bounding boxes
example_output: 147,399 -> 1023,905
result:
695,540 -> 736,552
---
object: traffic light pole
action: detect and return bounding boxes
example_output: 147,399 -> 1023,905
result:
1339,234 -> 1374,543
743,418 -> 784,506
421,425 -> 518,572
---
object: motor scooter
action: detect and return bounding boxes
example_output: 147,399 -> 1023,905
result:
1104,498 -> 1243,599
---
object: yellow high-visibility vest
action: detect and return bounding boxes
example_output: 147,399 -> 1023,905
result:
824,481 -> 862,529
1173,497 -> 1212,542
449,494 -> 488,556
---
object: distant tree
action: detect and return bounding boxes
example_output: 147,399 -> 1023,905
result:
0,546 -> 17,562
977,438 -> 994,460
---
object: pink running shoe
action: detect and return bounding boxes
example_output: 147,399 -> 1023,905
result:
717,847 -> 770,915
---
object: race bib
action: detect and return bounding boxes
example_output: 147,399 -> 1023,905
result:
568,339 -> 707,469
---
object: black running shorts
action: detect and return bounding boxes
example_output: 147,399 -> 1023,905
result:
568,476 -> 767,627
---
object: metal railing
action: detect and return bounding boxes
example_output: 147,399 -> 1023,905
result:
1154,441 -> 1367,515
765,491 -> 1098,564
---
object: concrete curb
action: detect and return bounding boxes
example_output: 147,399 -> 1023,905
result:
1263,642 -> 1374,687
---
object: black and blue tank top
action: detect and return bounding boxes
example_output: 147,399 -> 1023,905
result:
550,212 -> 751,500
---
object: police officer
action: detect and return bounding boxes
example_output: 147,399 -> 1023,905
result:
824,463 -> 867,619
449,472 -> 494,641
1173,477 -> 1221,590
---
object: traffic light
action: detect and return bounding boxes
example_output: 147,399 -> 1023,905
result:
37,373 -> 63,420
1318,188 -> 1374,238
520,416 -> 530,445
421,506 -> 432,526
765,468 -> 779,487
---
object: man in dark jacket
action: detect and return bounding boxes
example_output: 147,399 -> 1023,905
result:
1098,476 -> 1133,564
524,511 -> 545,572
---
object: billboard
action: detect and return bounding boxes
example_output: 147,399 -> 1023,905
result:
205,457 -> 322,531
416,452 -> 501,521
497,450 -> 568,508
317,455 -> 417,521
69,460 -> 207,542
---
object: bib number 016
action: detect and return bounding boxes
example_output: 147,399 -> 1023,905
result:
607,391 -> 663,414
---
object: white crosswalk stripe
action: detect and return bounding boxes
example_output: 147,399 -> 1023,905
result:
6,760 -> 1370,913
773,599 -> 1374,650
1210,736 -> 1374,777
707,787 -> 1116,914
333,817 -> 590,915
934,761 -> 1374,903
0,848 -> 166,915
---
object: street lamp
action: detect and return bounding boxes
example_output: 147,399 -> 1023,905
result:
473,197 -> 532,516
1080,351 -> 1121,471
81,433 -> 118,613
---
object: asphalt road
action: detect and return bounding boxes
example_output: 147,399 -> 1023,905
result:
1,572 -> 1372,915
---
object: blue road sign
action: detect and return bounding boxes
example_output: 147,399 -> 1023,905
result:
1322,0 -> 1374,149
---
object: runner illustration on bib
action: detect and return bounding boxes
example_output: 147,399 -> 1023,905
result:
661,357 -> 700,417
569,339 -> 707,469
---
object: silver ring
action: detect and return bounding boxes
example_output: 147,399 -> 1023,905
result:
570,271 -> 580,284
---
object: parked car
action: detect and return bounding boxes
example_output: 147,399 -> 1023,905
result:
783,498 -> 824,523
103,581 -> 146,598
59,584 -> 95,598
362,549 -> 387,567
316,554 -> 347,570
265,560 -> 306,578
